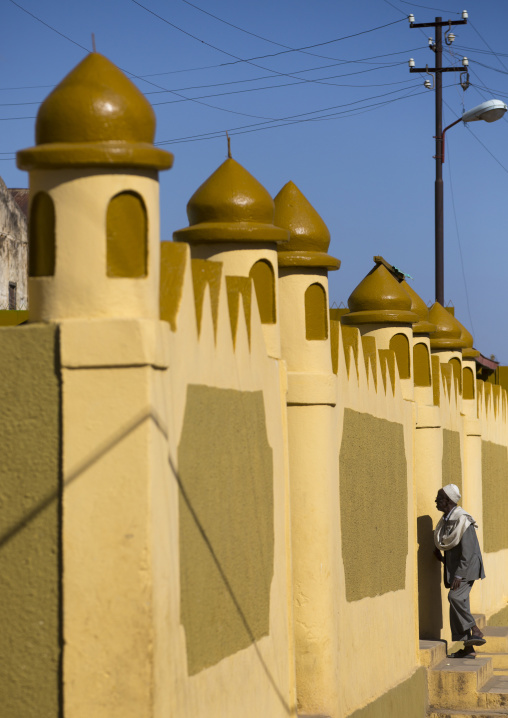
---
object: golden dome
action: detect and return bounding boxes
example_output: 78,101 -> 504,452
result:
273,181 -> 339,270
174,158 -> 288,244
455,315 -> 479,357
400,280 -> 436,334
342,263 -> 417,325
17,53 -> 173,170
428,303 -> 469,349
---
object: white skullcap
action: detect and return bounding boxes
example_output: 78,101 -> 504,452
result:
442,483 -> 461,503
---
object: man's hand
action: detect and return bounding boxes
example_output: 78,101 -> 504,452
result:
451,577 -> 462,590
433,547 -> 444,563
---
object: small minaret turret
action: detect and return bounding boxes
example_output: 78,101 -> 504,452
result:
342,258 -> 418,399
17,52 -> 173,322
428,303 -> 470,405
174,157 -> 288,357
274,180 -> 342,716
402,280 -> 436,406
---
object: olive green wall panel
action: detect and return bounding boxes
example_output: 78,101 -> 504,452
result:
346,668 -> 427,718
0,324 -> 61,718
178,385 -> 274,675
482,440 -> 508,553
339,409 -> 408,602
442,429 -> 462,494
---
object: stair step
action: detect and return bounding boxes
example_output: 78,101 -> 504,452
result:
476,627 -> 508,654
429,709 -> 508,717
421,640 -> 447,668
429,656 -> 493,709
478,652 -> 508,670
478,675 -> 508,710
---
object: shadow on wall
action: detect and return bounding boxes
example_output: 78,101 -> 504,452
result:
417,515 -> 443,639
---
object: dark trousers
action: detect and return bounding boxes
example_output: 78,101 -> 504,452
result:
448,580 -> 476,641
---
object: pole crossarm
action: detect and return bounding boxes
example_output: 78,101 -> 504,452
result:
410,67 -> 464,73
410,20 -> 467,28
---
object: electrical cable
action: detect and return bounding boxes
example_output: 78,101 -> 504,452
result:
455,44 -> 508,59
469,21 -> 508,73
129,0 -> 412,111
394,0 -> 459,13
6,0 -> 278,120
139,45 -> 426,79
130,0 -> 406,64
150,68 -> 416,107
464,124 -> 508,175
154,87 -> 429,146
0,47 -> 425,93
6,0 -> 89,52
0,75 -> 419,108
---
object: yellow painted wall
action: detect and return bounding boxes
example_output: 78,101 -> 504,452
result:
335,326 -> 419,717
0,324 -> 61,718
9,49 -> 508,717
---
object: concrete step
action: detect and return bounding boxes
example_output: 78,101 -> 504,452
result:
481,653 -> 508,670
476,627 -> 508,654
429,709 -> 508,717
477,675 -> 508,710
428,656 -> 493,710
420,640 -> 448,668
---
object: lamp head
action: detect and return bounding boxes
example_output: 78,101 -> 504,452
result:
462,99 -> 508,123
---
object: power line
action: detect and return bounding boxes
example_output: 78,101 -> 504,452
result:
465,124 -> 508,175
469,20 -> 508,73
129,0 -> 410,106
139,45 -> 426,79
130,0 -> 406,65
152,78 -> 420,108
154,87 -> 427,146
7,0 -> 89,52
177,0 -> 295,49
0,47 -> 425,93
6,0 -> 278,120
0,74 -> 419,108
150,66 -> 415,107
394,0 -> 459,12
455,44 -> 508,60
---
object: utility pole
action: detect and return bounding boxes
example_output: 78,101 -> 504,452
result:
409,13 -> 468,305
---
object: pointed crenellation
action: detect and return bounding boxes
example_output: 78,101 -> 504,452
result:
17,53 -> 173,323
342,258 -> 418,400
160,241 -> 188,332
173,157 -> 288,358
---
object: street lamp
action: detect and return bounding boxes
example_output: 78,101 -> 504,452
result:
434,99 -> 507,304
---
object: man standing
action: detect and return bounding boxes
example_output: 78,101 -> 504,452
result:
434,483 -> 486,658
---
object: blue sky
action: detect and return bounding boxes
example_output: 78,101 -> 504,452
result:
2,0 -> 508,360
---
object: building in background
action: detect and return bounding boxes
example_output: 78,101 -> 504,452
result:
0,177 -> 28,310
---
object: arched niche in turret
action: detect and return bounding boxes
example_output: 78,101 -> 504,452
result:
413,342 -> 431,387
106,191 -> 148,278
29,191 -> 56,277
305,282 -> 328,340
389,333 -> 410,379
249,259 -> 275,324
